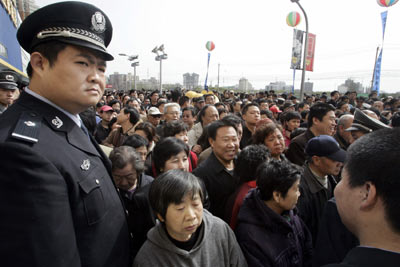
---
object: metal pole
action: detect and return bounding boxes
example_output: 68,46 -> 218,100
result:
217,63 -> 220,88
293,0 -> 308,102
159,59 -> 162,94
134,65 -> 137,90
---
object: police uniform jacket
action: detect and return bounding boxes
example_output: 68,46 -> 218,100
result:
0,92 -> 131,267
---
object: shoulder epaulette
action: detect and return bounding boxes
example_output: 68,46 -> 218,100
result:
11,112 -> 42,143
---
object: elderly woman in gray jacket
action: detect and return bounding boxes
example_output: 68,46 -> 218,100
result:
133,169 -> 247,267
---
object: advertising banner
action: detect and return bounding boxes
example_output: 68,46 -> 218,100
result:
305,33 -> 316,72
290,29 -> 303,70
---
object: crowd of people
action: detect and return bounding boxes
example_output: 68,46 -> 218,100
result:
1,1 -> 400,267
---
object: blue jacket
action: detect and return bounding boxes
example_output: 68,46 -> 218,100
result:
235,189 -> 312,267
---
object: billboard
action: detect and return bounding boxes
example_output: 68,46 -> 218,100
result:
290,29 -> 303,70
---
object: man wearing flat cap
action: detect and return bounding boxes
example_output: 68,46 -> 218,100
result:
297,135 -> 346,245
0,70 -> 19,115
0,2 -> 131,267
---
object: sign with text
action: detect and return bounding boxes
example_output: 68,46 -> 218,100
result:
305,33 -> 316,72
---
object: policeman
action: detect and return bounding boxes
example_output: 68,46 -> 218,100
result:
0,70 -> 18,115
0,2 -> 131,267
345,108 -> 390,141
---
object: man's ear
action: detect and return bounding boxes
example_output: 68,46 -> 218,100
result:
209,137 -> 214,148
272,191 -> 281,203
30,52 -> 48,78
360,182 -> 378,210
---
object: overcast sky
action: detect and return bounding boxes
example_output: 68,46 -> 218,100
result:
34,0 -> 400,93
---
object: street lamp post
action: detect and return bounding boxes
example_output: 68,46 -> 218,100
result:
131,62 -> 139,90
290,0 -> 308,102
152,44 -> 168,94
119,53 -> 139,91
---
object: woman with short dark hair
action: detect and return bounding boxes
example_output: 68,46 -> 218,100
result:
133,170 -> 247,267
235,160 -> 312,267
253,123 -> 287,161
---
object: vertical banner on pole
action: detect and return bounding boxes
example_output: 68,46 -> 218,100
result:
372,49 -> 383,94
204,52 -> 211,90
372,11 -> 388,95
290,29 -> 303,70
305,33 -> 316,72
381,11 -> 388,40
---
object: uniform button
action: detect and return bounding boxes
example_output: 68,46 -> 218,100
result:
125,209 -> 129,215
95,179 -> 100,184
116,188 -> 120,192
130,233 -> 134,238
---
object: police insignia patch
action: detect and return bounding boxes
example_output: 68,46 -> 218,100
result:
81,159 -> 91,170
91,11 -> 106,33
52,116 -> 63,129
24,121 -> 36,127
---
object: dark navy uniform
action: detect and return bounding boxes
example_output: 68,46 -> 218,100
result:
0,93 -> 131,267
0,2 -> 130,267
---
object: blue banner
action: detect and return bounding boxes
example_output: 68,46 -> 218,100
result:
372,49 -> 383,95
204,52 -> 211,90
381,11 -> 388,41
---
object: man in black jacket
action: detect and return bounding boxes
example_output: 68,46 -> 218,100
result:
324,128 -> 400,267
297,135 -> 346,245
0,2 -> 131,266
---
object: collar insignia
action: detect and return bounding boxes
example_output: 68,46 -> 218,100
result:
81,159 -> 91,171
24,121 -> 36,127
51,116 -> 63,129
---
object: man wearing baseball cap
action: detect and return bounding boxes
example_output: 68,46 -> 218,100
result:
0,2 -> 131,267
0,70 -> 19,115
297,135 -> 346,244
95,105 -> 115,143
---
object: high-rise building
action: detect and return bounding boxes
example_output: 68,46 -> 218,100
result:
238,77 -> 253,91
16,0 -> 39,20
183,73 -> 199,90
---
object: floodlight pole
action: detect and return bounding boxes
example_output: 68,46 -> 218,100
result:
291,0 -> 308,102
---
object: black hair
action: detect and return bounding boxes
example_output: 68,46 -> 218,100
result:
241,102 -> 260,115
123,108 -> 140,125
330,90 -> 339,97
290,127 -> 307,140
197,104 -> 213,125
152,137 -> 189,176
150,90 -> 160,97
234,145 -> 270,184
337,101 -> 348,110
79,108 -> 97,135
135,122 -> 156,142
182,106 -> 196,117
214,102 -> 226,109
122,134 -> 149,149
392,112 -> 400,127
162,120 -> 188,138
109,99 -> 122,110
149,169 -> 203,220
27,41 -> 67,77
308,102 -> 335,127
108,117 -> 117,129
179,95 -> 190,107
256,159 -> 302,201
207,120 -> 237,141
221,114 -> 242,127
109,145 -> 145,174
345,128 -> 400,233
283,111 -> 301,122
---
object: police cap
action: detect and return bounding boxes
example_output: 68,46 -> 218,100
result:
346,108 -> 390,133
0,70 -> 19,90
17,1 -> 113,60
